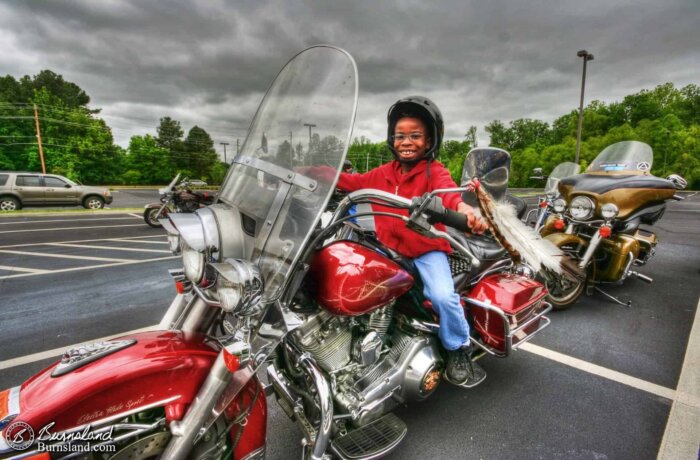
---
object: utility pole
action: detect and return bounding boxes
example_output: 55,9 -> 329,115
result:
33,104 -> 46,173
575,50 -> 594,165
220,142 -> 229,163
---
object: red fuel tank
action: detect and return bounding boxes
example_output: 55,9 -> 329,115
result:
310,241 -> 414,316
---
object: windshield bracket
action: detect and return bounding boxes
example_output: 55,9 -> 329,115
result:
237,156 -> 318,192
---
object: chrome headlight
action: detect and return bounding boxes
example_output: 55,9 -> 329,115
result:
182,242 -> 206,283
569,196 -> 595,220
212,259 -> 264,315
553,199 -> 567,213
600,203 -> 619,220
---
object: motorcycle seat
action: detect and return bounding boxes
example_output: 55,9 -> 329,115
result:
446,228 -> 507,261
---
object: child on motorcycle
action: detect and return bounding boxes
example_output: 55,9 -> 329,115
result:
337,96 -> 488,387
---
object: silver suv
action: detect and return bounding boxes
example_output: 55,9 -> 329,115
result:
0,172 -> 113,211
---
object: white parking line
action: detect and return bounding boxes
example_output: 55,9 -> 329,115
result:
0,325 -> 161,371
519,342 -> 676,400
0,265 -> 50,274
128,213 -> 142,218
0,224 -> 145,234
0,217 -> 141,226
47,243 -> 171,254
106,238 -> 168,245
658,297 -> 700,459
0,234 -> 165,249
0,255 -> 178,280
0,249 -> 132,263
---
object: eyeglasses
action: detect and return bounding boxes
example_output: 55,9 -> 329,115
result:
391,133 -> 425,142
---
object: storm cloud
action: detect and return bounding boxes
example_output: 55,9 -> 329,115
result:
1,0 -> 698,152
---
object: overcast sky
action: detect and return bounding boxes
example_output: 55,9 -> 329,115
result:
1,0 -> 698,158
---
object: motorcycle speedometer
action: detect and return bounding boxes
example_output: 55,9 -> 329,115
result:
569,196 -> 595,220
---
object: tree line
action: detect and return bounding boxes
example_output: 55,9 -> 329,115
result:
0,70 -> 226,185
1,70 -> 698,188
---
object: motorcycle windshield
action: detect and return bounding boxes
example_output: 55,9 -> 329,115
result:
217,46 -> 358,301
545,162 -> 580,195
587,141 -> 653,173
461,147 -> 511,201
160,173 -> 181,194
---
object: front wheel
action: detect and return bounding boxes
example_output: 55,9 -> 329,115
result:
144,207 -> 166,227
83,196 -> 105,209
539,269 -> 586,310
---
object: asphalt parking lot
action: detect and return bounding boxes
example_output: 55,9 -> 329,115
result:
0,193 -> 698,459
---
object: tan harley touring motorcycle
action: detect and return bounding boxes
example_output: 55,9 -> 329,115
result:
538,140 -> 687,308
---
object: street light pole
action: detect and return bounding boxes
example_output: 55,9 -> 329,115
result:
575,49 -> 594,165
303,123 -> 316,165
220,142 -> 229,163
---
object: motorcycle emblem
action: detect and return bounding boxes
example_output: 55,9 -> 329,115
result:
4,421 -> 34,451
51,339 -> 137,377
637,162 -> 650,171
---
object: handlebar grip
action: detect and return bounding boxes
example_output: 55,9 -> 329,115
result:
441,208 -> 470,232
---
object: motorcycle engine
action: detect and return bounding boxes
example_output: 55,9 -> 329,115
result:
288,305 -> 443,427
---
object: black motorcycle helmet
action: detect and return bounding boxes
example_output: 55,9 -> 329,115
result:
386,95 -> 444,164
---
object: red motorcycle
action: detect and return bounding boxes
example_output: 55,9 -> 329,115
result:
143,175 -> 216,228
0,46 -> 554,459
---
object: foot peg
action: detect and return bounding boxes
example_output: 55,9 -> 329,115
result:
330,413 -> 407,460
628,271 -> 653,283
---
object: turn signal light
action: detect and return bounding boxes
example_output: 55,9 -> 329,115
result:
539,201 -> 548,208
174,280 -> 186,294
554,219 -> 566,231
222,349 -> 240,373
599,225 -> 612,238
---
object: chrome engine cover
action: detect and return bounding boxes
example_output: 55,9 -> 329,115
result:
290,310 -> 443,427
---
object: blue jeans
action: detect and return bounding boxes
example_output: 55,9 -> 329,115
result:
414,251 -> 470,351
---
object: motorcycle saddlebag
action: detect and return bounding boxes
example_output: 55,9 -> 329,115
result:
465,274 -> 549,355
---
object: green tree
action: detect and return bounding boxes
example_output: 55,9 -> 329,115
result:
123,135 -> 173,184
183,125 -> 218,180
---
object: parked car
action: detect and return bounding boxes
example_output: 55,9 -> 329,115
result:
0,171 -> 113,211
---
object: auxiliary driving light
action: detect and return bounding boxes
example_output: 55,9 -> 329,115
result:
601,203 -> 619,220
212,259 -> 264,315
553,199 -> 567,213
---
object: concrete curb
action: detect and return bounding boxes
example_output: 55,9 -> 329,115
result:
657,297 -> 700,459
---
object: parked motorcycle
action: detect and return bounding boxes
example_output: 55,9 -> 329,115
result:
525,162 -> 580,232
0,46 -> 553,460
143,174 -> 215,228
538,141 -> 687,308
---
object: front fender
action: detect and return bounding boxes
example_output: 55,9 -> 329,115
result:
1,331 -> 267,459
144,202 -> 164,210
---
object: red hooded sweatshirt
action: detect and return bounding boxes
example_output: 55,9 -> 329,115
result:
337,159 -> 463,258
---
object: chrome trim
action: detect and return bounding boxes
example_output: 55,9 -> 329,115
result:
169,213 -> 207,252
7,385 -> 20,415
159,293 -> 190,330
464,297 -> 552,358
52,339 -> 137,377
238,155 -> 318,192
467,259 -> 513,287
285,342 -> 333,460
240,445 -> 266,460
161,351 -> 234,460
579,228 -> 603,269
180,296 -> 215,333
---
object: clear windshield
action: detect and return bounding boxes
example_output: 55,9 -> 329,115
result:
160,173 -> 181,194
461,147 -> 511,204
587,141 -> 653,173
218,46 -> 358,301
545,162 -> 580,195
